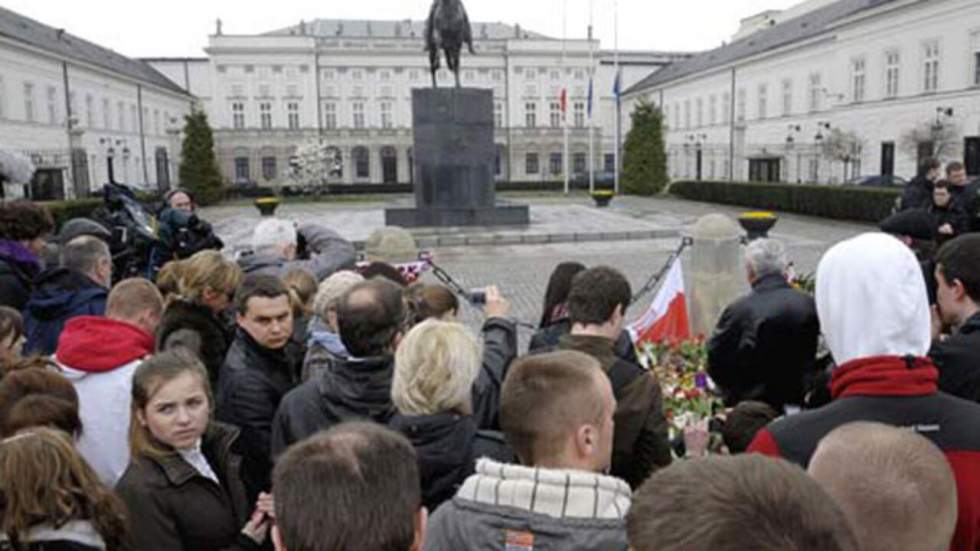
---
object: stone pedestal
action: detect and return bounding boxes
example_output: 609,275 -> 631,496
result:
689,214 -> 749,337
385,88 -> 529,227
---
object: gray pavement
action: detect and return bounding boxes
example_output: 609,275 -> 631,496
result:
202,194 -> 873,351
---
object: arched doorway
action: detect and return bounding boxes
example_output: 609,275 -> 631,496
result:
381,146 -> 398,184
352,146 -> 370,180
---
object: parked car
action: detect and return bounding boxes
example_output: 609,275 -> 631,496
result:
844,175 -> 908,188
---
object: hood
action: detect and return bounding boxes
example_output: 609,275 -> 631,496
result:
308,318 -> 349,357
56,316 -> 154,372
318,356 -> 395,422
25,268 -> 106,320
0,239 -> 40,276
390,412 -> 477,509
815,233 -> 931,366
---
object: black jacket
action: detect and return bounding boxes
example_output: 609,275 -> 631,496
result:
529,318 -> 639,364
0,254 -> 38,311
900,174 -> 934,211
115,423 -> 261,551
950,182 -> 980,231
22,268 -> 107,355
156,299 -> 233,389
388,412 -> 513,512
930,312 -> 980,404
707,274 -> 820,411
270,354 -> 395,459
557,334 -> 672,489
216,329 -> 298,499
470,318 -> 518,430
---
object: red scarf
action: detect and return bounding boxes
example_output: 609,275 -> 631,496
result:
831,355 -> 938,399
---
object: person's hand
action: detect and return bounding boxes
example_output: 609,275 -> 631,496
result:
939,223 -> 954,235
256,492 -> 275,519
483,285 -> 510,319
683,418 -> 710,458
931,304 -> 944,341
241,508 -> 271,545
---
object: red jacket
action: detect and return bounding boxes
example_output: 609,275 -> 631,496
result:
749,355 -> 980,551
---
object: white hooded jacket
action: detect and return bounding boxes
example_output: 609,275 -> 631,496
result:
815,232 -> 931,366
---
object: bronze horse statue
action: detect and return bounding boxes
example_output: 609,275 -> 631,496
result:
424,0 -> 475,88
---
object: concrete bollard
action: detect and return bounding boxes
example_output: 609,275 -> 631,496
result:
689,214 -> 748,337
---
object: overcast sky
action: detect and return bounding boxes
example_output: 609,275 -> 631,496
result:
6,0 -> 804,58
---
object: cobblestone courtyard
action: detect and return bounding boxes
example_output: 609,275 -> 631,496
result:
203,194 -> 872,350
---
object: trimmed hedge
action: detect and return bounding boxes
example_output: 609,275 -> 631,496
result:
669,180 -> 901,223
39,199 -> 103,228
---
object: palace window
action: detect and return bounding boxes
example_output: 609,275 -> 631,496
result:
494,102 -> 503,128
353,102 -> 365,129
781,79 -> 792,116
525,153 -> 539,174
232,103 -> 245,129
550,102 -> 561,128
574,102 -> 585,128
851,57 -> 866,102
525,102 -> 536,128
380,101 -> 393,129
923,40 -> 940,93
757,83 -> 768,119
260,103 -> 272,129
287,103 -> 300,130
736,89 -> 746,122
324,102 -> 337,129
885,51 -> 900,98
47,85 -> 57,124
808,72 -> 822,111
262,157 -> 277,180
23,83 -> 34,122
549,152 -> 562,175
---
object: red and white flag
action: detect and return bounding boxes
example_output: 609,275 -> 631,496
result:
560,87 -> 568,118
628,257 -> 691,346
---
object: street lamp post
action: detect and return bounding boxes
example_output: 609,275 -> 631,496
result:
813,121 -> 831,184
786,124 -> 801,183
687,133 -> 707,180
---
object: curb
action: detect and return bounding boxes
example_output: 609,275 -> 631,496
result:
353,228 -> 678,250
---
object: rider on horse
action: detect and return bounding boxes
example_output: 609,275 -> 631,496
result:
424,0 -> 476,88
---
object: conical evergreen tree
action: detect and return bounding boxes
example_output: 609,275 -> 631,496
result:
622,101 -> 668,196
178,109 -> 224,205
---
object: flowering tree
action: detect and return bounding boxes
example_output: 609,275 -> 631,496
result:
290,140 -> 343,188
821,128 -> 865,180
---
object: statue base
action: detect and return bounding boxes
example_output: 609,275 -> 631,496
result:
384,87 -> 528,228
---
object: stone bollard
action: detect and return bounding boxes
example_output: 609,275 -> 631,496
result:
689,214 -> 748,337
364,226 -> 419,264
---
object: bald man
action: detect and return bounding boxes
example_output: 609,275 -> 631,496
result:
808,422 -> 958,551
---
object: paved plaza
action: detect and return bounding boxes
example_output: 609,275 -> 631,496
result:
203,194 -> 872,349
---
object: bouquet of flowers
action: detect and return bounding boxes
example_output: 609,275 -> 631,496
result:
637,338 -> 723,436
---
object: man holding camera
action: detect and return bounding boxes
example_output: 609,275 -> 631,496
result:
157,189 -> 224,261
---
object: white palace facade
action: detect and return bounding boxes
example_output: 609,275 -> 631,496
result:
148,20 -> 688,187
0,7 -> 194,199
623,0 -> 980,185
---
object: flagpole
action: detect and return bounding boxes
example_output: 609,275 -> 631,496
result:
613,0 -> 621,195
588,0 -> 595,195
562,0 -> 570,195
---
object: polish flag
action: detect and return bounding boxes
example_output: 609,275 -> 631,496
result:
628,258 -> 691,346
560,87 -> 568,116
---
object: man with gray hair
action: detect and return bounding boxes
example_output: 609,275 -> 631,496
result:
22,235 -> 112,354
808,422 -> 958,551
707,238 -> 819,411
239,218 -> 356,281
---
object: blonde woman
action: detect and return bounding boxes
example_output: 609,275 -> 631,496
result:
388,319 -> 512,512
156,250 -> 243,387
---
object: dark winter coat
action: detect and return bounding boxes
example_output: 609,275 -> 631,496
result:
0,240 -> 40,311
388,412 -> 513,512
22,268 -> 107,355
156,299 -> 233,389
707,273 -> 820,411
529,318 -> 639,364
470,318 -> 518,431
270,354 -> 396,459
950,182 -> 980,231
116,422 -> 260,551
900,174 -> 935,211
930,312 -> 980,404
556,333 -> 672,489
0,520 -> 110,551
215,329 -> 298,500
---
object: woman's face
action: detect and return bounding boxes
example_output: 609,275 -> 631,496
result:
139,371 -> 210,451
202,286 -> 233,314
25,236 -> 47,256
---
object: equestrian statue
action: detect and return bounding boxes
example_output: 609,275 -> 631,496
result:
424,0 -> 475,88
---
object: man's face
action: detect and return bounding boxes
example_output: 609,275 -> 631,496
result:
935,265 -> 964,326
949,169 -> 968,188
927,167 -> 941,182
237,294 -> 294,350
169,192 -> 193,213
934,187 -> 951,208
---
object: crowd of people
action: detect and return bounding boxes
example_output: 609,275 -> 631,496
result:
0,172 -> 979,550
